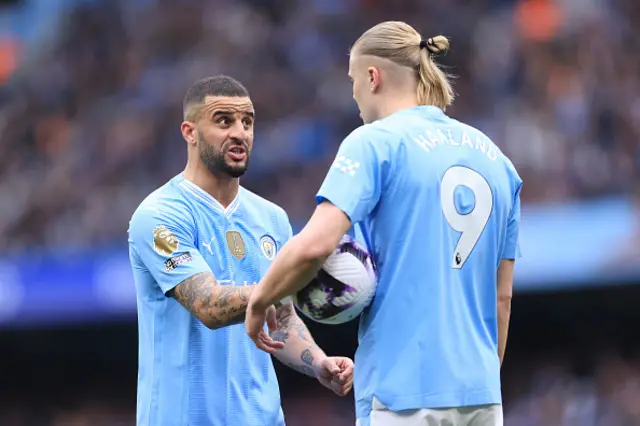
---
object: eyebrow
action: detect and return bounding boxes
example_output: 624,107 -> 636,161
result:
212,110 -> 255,118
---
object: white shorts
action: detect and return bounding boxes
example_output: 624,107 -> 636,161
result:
356,398 -> 503,426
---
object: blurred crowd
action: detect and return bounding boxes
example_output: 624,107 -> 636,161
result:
504,354 -> 640,426
1,353 -> 639,426
1,1 -> 639,422
0,0 -> 638,251
0,0 -> 638,425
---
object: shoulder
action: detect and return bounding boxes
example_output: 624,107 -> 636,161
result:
129,177 -> 195,237
501,154 -> 522,188
453,119 -> 522,183
343,122 -> 395,146
453,119 -> 496,148
338,123 -> 397,162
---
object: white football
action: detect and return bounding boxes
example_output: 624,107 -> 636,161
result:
292,235 -> 377,325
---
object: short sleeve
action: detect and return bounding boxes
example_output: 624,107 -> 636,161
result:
128,204 -> 212,295
501,182 -> 522,260
316,126 -> 388,224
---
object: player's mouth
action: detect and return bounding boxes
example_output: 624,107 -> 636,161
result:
227,145 -> 247,162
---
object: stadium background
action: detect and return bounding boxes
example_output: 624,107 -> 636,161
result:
1,0 -> 639,424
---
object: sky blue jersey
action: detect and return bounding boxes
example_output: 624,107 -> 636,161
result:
316,106 -> 522,424
128,174 -> 292,426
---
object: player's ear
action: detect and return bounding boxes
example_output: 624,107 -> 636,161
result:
181,121 -> 197,146
367,67 -> 380,93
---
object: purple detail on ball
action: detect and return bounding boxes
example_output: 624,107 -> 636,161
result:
296,269 -> 357,320
338,236 -> 378,277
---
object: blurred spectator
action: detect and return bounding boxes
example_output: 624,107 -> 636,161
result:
0,2 -> 639,425
0,0 -> 638,251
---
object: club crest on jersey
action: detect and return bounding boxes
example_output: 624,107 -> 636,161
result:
260,235 -> 277,261
153,225 -> 179,256
226,230 -> 246,260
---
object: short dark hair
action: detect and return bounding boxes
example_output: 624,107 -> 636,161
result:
183,75 -> 250,120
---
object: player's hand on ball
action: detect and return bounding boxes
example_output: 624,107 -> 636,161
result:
314,356 -> 354,396
245,303 -> 284,354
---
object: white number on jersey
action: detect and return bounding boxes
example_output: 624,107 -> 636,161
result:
440,166 -> 493,269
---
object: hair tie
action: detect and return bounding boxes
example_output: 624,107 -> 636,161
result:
419,39 -> 428,50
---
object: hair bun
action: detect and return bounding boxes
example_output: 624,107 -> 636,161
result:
425,35 -> 450,56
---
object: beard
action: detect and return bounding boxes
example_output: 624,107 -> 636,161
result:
198,131 -> 250,178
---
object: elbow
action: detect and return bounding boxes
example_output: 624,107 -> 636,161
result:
198,315 -> 224,330
497,294 -> 512,316
293,229 -> 336,264
300,240 -> 334,264
205,322 -> 222,330
498,293 -> 512,304
201,318 -> 218,330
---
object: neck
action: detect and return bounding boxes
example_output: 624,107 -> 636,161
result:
183,160 -> 239,208
377,93 -> 420,120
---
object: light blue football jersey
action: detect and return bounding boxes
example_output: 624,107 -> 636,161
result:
128,174 -> 292,426
316,106 -> 522,425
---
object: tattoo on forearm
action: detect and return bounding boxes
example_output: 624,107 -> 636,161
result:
271,330 -> 289,343
171,272 -> 251,328
301,348 -> 314,366
274,303 -> 313,343
284,348 -> 316,377
273,303 -> 320,377
295,324 -> 311,342
272,303 -> 295,343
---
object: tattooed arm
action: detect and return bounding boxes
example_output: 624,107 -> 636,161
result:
270,301 -> 326,377
169,272 -> 254,329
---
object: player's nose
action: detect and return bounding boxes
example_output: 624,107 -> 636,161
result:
228,121 -> 249,142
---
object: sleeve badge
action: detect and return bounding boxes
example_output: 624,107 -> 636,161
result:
153,225 -> 179,256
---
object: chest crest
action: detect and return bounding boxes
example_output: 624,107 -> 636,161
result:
225,230 -> 246,260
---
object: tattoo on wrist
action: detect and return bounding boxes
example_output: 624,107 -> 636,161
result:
288,348 -> 316,377
284,361 -> 316,377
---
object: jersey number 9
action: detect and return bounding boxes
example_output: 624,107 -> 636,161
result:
440,166 -> 493,269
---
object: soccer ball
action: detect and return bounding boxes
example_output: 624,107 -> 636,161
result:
292,235 -> 377,325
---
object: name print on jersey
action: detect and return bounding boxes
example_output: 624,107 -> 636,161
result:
414,128 -> 499,161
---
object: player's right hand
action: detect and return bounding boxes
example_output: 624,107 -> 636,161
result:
314,356 -> 354,396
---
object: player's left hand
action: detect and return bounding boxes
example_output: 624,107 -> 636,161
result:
245,302 -> 284,354
314,356 -> 354,396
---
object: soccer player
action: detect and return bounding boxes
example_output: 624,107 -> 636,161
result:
246,22 -> 521,426
128,75 -> 354,426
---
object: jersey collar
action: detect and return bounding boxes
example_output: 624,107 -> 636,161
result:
179,176 -> 241,218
